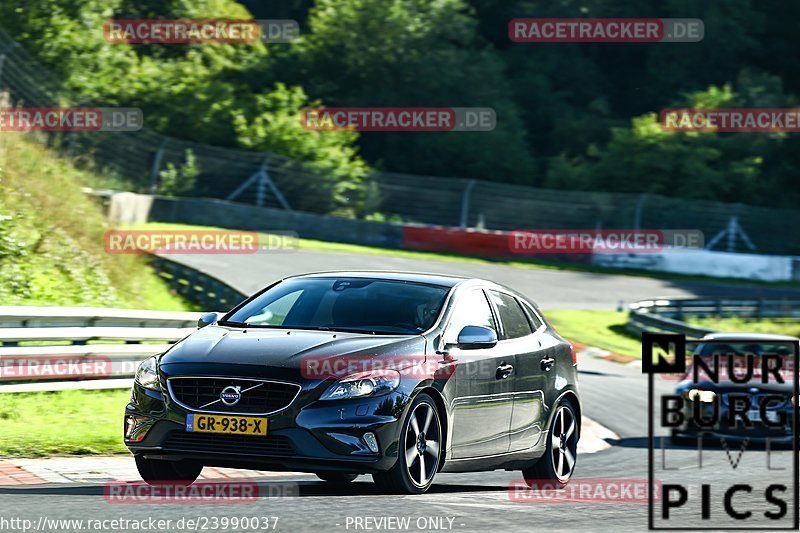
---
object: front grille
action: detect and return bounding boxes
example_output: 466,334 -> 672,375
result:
168,377 -> 300,414
721,392 -> 790,409
163,432 -> 295,456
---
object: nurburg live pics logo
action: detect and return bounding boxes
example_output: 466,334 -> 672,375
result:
643,332 -> 799,530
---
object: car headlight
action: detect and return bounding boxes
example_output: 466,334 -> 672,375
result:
135,356 -> 161,391
319,370 -> 400,401
687,389 -> 716,403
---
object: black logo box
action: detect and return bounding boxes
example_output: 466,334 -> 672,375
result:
644,333 -> 799,531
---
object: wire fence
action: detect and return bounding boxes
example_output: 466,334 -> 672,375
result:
1,25 -> 800,255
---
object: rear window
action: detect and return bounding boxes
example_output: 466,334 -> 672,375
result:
488,290 -> 533,340
521,300 -> 544,331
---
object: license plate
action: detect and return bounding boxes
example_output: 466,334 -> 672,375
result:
186,413 -> 268,436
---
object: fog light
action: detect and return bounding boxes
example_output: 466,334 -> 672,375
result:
124,415 -> 150,442
363,432 -> 379,453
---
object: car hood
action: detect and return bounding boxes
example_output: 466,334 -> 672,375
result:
678,379 -> 793,393
159,325 -> 427,370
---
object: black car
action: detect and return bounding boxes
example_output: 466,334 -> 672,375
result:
671,333 -> 798,446
124,272 -> 580,494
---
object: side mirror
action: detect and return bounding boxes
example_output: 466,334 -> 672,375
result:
197,312 -> 222,329
457,325 -> 498,349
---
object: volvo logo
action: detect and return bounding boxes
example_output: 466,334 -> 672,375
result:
220,385 -> 242,406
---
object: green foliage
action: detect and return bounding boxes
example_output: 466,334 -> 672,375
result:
158,149 -> 199,197
2,0 -> 800,208
232,84 -> 371,215
545,72 -> 800,206
0,134 -> 192,310
0,389 -> 129,456
280,0 -> 535,183
0,0 -> 369,214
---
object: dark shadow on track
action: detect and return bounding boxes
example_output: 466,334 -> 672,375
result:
0,479 -> 513,498
607,435 -> 794,451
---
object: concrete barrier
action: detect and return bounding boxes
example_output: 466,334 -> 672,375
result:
102,192 -> 799,281
592,249 -> 796,282
147,196 -> 405,249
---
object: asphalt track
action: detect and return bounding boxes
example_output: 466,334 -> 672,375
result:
0,250 -> 796,532
164,248 -> 800,310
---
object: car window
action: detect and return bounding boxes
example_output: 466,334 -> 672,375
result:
225,277 -> 450,335
521,300 -> 544,331
488,290 -> 533,340
445,289 -> 497,344
243,290 -> 302,326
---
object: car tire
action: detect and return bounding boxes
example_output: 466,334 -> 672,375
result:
522,401 -> 579,488
135,456 -> 202,486
316,472 -> 358,484
372,393 -> 442,494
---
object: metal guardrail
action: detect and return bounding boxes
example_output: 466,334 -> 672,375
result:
148,255 -> 246,311
0,304 -> 203,383
627,298 -> 800,338
0,327 -> 193,346
0,306 -> 201,328
0,254 -> 248,386
0,344 -> 173,382
0,321 -> 193,383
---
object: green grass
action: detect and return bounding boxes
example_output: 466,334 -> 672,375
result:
128,222 -> 799,289
547,310 -> 643,359
0,389 -> 129,456
0,134 -> 193,311
685,316 -> 800,337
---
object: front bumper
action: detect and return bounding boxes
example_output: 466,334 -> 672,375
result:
124,380 -> 413,473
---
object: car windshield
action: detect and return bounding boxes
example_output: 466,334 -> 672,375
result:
694,342 -> 795,358
221,277 -> 450,335
690,341 -> 796,380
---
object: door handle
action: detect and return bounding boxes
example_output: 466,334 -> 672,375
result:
540,357 -> 555,372
496,363 -> 514,380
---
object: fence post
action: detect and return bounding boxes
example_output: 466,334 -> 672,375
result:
227,154 -> 291,210
633,193 -> 648,230
0,42 -> 18,86
148,139 -> 168,193
459,180 -> 476,228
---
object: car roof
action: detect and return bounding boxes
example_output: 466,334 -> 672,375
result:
283,271 -> 539,307
702,332 -> 799,342
288,271 -> 468,288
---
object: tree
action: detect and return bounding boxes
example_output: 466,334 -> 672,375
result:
279,0 -> 535,183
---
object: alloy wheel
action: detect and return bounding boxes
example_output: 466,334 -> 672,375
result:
404,401 -> 441,487
550,405 -> 578,483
